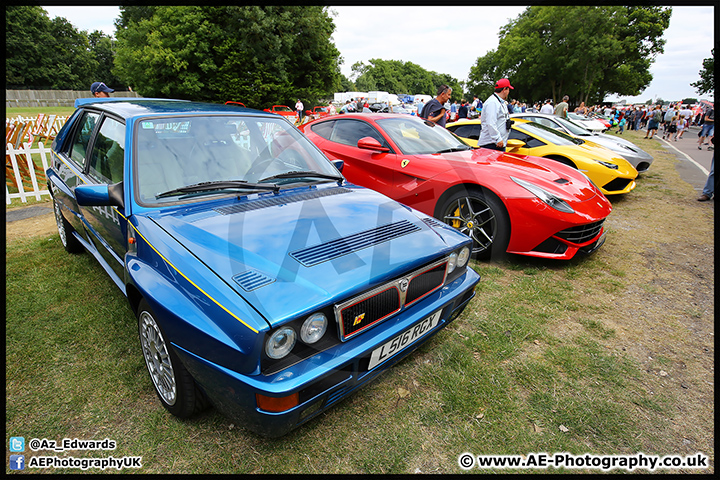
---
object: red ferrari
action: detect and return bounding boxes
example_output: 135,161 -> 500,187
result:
299,113 -> 612,260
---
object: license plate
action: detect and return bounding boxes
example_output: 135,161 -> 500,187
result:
368,310 -> 442,370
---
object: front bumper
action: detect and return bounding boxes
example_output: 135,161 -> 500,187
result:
173,267 -> 480,437
504,196 -> 611,260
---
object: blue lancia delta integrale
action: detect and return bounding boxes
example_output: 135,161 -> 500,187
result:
47,98 -> 480,437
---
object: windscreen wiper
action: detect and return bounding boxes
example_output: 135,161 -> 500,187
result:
156,180 -> 280,199
258,171 -> 344,185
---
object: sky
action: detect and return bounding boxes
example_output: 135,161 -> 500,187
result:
42,5 -> 714,104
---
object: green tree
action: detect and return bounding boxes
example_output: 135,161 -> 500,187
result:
6,6 -> 57,88
351,58 -> 460,100
467,6 -> 671,106
88,31 -> 121,89
339,74 -> 355,92
48,16 -> 98,90
113,6 -> 342,108
691,48 -> 714,96
6,6 -> 118,90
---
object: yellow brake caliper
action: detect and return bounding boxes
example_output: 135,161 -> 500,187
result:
452,207 -> 461,228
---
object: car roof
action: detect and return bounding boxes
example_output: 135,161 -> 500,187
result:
318,113 -> 419,121
73,97 -> 271,120
510,112 -> 554,119
447,118 -> 529,125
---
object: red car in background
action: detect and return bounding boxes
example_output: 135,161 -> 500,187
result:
263,105 -> 296,119
306,106 -> 330,119
225,101 -> 247,107
299,113 -> 612,261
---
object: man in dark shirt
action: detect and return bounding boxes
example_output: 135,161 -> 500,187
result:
698,107 -> 714,150
458,100 -> 468,120
421,84 -> 452,127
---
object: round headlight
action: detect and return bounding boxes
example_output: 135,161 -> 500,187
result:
447,251 -> 458,273
457,246 -> 470,268
300,313 -> 327,344
265,327 -> 296,359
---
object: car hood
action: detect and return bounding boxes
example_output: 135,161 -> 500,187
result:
148,184 -> 460,326
412,148 -> 601,203
593,134 -> 654,160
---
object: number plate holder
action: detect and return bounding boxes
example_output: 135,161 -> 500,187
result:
367,310 -> 442,370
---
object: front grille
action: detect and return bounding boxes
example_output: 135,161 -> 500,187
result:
555,220 -> 604,244
340,287 -> 401,339
406,263 -> 446,305
602,177 -> 632,192
335,258 -> 448,341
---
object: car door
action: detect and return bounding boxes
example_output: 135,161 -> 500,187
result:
49,109 -> 100,235
507,127 -> 547,155
81,115 -> 128,281
309,118 -> 400,198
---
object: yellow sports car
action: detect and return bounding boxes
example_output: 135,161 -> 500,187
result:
446,118 -> 638,195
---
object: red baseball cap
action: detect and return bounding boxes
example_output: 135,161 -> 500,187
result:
495,78 -> 514,89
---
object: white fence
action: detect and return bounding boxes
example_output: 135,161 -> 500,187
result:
6,142 -> 53,204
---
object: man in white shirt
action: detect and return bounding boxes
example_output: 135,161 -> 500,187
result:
540,99 -> 554,115
477,78 -> 513,151
295,99 -> 304,122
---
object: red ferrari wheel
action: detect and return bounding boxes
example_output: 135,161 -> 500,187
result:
438,189 -> 509,260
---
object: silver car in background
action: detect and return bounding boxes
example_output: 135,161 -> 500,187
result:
511,112 -> 654,173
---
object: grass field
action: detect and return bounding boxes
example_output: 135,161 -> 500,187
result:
5,129 -> 714,473
6,106 -> 76,118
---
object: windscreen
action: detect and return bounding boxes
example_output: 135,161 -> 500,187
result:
376,116 -> 469,155
135,115 -> 338,204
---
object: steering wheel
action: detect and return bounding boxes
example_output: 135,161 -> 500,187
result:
245,156 -> 286,181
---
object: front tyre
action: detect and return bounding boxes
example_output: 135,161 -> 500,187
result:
438,188 -> 509,260
137,299 -> 208,418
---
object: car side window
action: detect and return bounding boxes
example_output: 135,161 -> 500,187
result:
449,124 -> 481,140
528,117 -> 557,130
70,111 -> 101,167
508,129 -> 546,148
310,120 -> 335,141
330,120 -> 389,149
88,117 -> 125,184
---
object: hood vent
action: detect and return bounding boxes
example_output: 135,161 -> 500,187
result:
214,187 -> 352,215
554,178 -> 570,184
290,219 -> 421,267
233,270 -> 276,291
422,216 -> 446,229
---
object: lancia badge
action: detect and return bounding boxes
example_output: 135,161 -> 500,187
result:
399,278 -> 409,292
353,313 -> 366,326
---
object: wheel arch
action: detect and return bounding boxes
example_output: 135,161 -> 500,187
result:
545,155 -> 577,169
433,182 -> 508,221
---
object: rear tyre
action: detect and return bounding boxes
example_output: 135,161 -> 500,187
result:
53,200 -> 84,254
137,299 -> 208,418
437,188 -> 509,261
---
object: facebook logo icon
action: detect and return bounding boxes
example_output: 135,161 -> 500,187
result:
9,455 -> 25,470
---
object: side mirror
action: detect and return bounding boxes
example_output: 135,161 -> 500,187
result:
75,182 -> 124,209
357,136 -> 390,153
332,159 -> 344,172
506,139 -> 526,150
